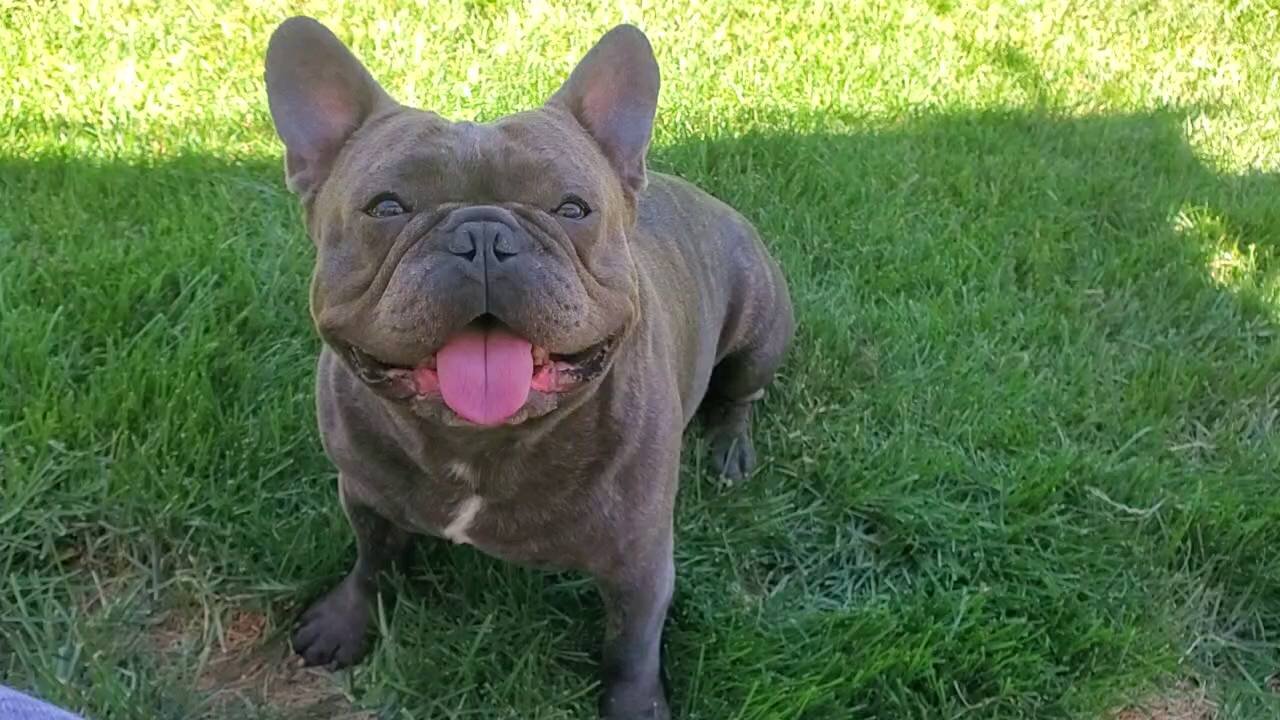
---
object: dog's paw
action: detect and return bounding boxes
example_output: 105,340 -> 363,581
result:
291,579 -> 373,668
600,681 -> 670,720
710,430 -> 756,482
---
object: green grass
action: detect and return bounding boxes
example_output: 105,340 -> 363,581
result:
3,1 -> 1279,718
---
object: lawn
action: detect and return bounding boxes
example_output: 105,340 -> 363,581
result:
2,1 -> 1279,718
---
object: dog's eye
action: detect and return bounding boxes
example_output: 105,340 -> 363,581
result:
364,194 -> 408,218
553,196 -> 591,220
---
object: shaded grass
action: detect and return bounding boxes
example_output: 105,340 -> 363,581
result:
3,1 -> 1280,719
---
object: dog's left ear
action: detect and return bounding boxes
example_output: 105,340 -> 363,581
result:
549,25 -> 660,196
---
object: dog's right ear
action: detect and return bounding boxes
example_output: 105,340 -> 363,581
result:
264,17 -> 394,197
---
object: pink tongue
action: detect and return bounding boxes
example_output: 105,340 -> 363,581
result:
435,326 -> 533,426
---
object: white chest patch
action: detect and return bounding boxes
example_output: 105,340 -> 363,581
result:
447,460 -> 477,486
443,495 -> 484,545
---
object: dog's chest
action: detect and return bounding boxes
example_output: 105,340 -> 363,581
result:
400,455 -> 597,572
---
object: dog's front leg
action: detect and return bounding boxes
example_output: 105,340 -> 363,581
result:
293,474 -> 414,668
596,518 -> 675,720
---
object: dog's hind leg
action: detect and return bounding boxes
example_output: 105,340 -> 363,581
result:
701,270 -> 795,481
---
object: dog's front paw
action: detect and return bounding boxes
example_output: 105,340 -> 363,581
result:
600,681 -> 670,720
291,578 -> 374,668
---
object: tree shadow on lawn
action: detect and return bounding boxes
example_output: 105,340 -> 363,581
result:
654,108 -> 1280,719
1,108 -> 1277,719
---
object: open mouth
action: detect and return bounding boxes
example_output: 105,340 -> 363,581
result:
345,319 -> 616,427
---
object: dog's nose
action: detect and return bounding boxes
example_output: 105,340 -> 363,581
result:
447,220 -> 520,263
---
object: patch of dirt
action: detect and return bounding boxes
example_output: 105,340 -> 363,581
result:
1111,681 -> 1217,720
60,544 -> 371,718
156,605 -> 375,720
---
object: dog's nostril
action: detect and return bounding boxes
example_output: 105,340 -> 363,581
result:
491,226 -> 519,262
447,227 -> 478,262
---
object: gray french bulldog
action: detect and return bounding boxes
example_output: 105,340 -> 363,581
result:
264,17 -> 793,719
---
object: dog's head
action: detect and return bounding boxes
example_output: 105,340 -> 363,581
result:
264,18 -> 659,427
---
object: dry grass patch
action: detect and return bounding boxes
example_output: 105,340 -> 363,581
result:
1111,681 -> 1217,720
155,603 -> 374,720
